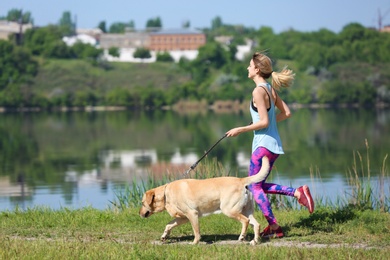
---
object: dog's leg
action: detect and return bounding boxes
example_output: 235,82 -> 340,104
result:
239,190 -> 260,245
223,211 -> 250,243
161,217 -> 189,242
186,211 -> 201,244
248,214 -> 260,245
236,214 -> 250,242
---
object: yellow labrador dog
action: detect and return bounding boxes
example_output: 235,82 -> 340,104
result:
139,156 -> 269,245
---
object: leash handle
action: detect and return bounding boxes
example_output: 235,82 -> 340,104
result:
182,133 -> 227,177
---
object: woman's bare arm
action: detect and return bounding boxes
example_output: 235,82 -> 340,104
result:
273,90 -> 291,122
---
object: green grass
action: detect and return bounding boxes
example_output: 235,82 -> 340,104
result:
33,59 -> 190,95
0,206 -> 389,259
1,146 -> 388,259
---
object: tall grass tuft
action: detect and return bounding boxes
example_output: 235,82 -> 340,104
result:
345,139 -> 389,212
110,144 -> 389,212
109,179 -> 144,211
379,154 -> 389,212
109,158 -> 236,211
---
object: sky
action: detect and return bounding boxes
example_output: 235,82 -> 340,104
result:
1,0 -> 390,33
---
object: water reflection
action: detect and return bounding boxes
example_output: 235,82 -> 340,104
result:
0,175 -> 31,198
0,148 -> 202,210
99,148 -> 199,181
0,108 -> 388,211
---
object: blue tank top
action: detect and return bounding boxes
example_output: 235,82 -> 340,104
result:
250,83 -> 284,154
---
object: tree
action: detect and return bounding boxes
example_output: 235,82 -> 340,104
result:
378,34 -> 390,62
156,52 -> 174,62
308,28 -> 338,47
6,9 -> 33,24
0,40 -> 38,107
58,11 -> 75,36
318,80 -> 376,105
43,41 -> 72,59
73,90 -> 99,106
0,40 -> 38,89
339,23 -> 367,43
108,47 -> 120,57
133,47 -> 151,59
188,42 -> 230,84
211,16 -> 223,30
23,25 -> 63,56
146,17 -> 162,28
255,29 -> 285,60
105,88 -> 133,106
5,9 -> 34,45
127,21 -> 135,30
278,29 -> 305,59
70,42 -> 103,60
324,45 -> 347,66
196,42 -> 228,69
182,20 -> 190,28
290,42 -> 325,72
109,21 -> 135,33
174,82 -> 199,100
98,21 -> 107,33
136,87 -> 166,108
109,22 -> 126,33
257,26 -> 275,38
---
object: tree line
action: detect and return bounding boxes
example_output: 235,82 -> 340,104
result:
0,9 -> 389,109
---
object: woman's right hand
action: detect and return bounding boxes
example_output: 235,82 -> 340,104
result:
225,127 -> 242,137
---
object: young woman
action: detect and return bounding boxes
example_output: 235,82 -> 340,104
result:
225,52 -> 314,238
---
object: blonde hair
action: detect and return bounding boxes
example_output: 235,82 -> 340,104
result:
252,52 -> 295,91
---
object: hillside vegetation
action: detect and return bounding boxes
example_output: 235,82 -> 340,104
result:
0,21 -> 389,109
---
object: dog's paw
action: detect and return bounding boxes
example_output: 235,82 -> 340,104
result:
161,231 -> 169,241
238,235 -> 245,242
249,239 -> 258,246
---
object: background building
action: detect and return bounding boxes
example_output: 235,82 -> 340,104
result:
100,28 -> 206,63
149,28 -> 206,51
0,21 -> 32,40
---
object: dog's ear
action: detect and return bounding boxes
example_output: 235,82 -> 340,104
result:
145,190 -> 155,206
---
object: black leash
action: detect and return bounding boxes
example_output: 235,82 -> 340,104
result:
182,133 -> 227,177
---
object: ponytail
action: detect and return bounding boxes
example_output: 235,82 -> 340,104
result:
271,66 -> 295,91
252,51 -> 295,90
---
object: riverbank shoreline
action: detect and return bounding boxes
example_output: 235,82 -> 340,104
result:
0,100 -> 389,113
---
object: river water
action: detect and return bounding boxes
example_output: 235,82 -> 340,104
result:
0,107 -> 388,211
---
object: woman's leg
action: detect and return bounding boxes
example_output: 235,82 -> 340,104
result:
263,183 -> 295,196
249,146 -> 314,229
249,147 -> 285,238
262,180 -> 315,214
248,147 -> 280,226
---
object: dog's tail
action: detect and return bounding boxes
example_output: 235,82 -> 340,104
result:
243,156 -> 270,186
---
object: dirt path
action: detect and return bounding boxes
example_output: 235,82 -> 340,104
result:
5,236 -> 386,250
151,239 -> 384,250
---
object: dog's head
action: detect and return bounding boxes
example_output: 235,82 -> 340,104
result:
139,185 -> 167,218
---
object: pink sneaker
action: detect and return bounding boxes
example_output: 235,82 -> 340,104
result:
297,185 -> 314,214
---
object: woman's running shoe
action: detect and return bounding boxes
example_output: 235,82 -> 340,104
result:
297,185 -> 314,214
260,225 -> 284,239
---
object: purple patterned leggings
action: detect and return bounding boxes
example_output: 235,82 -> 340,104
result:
248,146 -> 296,225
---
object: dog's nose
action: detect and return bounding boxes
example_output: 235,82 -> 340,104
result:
139,209 -> 150,218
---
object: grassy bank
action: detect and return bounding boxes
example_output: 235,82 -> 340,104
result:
0,206 -> 389,259
1,145 -> 388,259
34,59 -> 190,94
